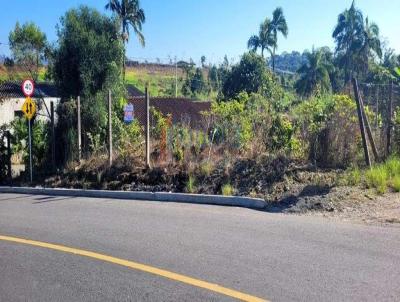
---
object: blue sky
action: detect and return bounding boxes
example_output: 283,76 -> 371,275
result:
0,0 -> 399,64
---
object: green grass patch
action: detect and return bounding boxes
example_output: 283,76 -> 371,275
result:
221,183 -> 234,196
365,166 -> 389,194
392,175 -> 400,192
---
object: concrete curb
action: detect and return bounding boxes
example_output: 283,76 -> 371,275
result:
0,187 -> 267,210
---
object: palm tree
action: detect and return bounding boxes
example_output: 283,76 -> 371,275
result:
105,0 -> 145,81
295,48 -> 333,97
332,1 -> 381,82
269,7 -> 288,72
359,17 -> 382,69
247,18 -> 273,58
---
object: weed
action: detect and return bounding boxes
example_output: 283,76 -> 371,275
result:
200,161 -> 213,177
365,166 -> 388,194
186,175 -> 196,193
345,168 -> 361,186
384,157 -> 400,177
392,175 -> 400,192
221,183 -> 234,196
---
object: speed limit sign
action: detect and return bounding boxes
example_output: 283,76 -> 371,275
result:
22,79 -> 35,97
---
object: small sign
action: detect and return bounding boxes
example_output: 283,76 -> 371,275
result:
22,97 -> 36,120
22,79 -> 35,97
124,103 -> 134,124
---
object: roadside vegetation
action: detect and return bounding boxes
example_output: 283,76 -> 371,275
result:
1,0 -> 400,218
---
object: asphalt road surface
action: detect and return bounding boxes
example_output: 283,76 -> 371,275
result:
0,193 -> 399,302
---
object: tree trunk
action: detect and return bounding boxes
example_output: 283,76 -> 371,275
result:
261,47 -> 264,58
272,46 -> 276,72
123,41 -> 126,82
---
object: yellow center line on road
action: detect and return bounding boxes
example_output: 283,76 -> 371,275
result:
0,235 -> 268,302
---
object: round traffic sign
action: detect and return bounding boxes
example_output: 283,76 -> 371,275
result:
22,79 -> 35,97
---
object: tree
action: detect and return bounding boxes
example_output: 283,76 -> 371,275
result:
269,7 -> 288,72
52,6 -> 124,162
247,18 -> 274,58
222,52 -> 281,99
332,1 -> 381,82
8,22 -> 47,81
295,48 -> 333,97
105,0 -> 145,81
201,55 -> 206,67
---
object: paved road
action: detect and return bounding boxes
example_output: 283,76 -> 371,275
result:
0,193 -> 399,301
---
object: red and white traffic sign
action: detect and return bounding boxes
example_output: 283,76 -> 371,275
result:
22,79 -> 35,97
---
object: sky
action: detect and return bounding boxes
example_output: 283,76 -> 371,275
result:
0,0 -> 399,65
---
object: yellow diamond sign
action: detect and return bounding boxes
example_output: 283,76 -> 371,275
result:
22,97 -> 36,120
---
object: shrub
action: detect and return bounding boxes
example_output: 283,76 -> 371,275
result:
221,183 -> 234,196
365,166 -> 388,194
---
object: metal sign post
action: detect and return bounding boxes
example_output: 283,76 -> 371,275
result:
28,119 -> 33,183
21,79 -> 36,183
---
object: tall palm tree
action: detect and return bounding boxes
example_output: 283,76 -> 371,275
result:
295,48 -> 333,97
359,17 -> 382,70
269,7 -> 288,72
105,0 -> 145,81
247,18 -> 273,58
332,1 -> 381,82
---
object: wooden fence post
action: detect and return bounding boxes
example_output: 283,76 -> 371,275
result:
108,90 -> 113,167
352,78 -> 371,167
50,101 -> 56,172
387,81 -> 394,156
7,131 -> 12,185
145,86 -> 150,168
77,96 -> 82,163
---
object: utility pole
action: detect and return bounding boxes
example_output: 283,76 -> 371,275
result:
77,96 -> 82,163
50,101 -> 56,173
352,78 -> 371,167
387,81 -> 394,156
145,86 -> 150,168
108,90 -> 113,167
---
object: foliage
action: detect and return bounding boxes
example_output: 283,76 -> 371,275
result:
52,6 -> 124,162
269,7 -> 288,71
221,183 -> 234,196
365,166 -> 388,194
268,51 -> 307,73
247,18 -> 274,58
186,175 -> 196,193
8,22 -> 48,81
105,0 -> 146,80
332,1 -> 382,82
295,48 -> 334,97
222,52 -> 282,100
9,117 -> 50,171
293,94 -> 362,167
344,167 -> 361,186
268,115 -> 296,152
